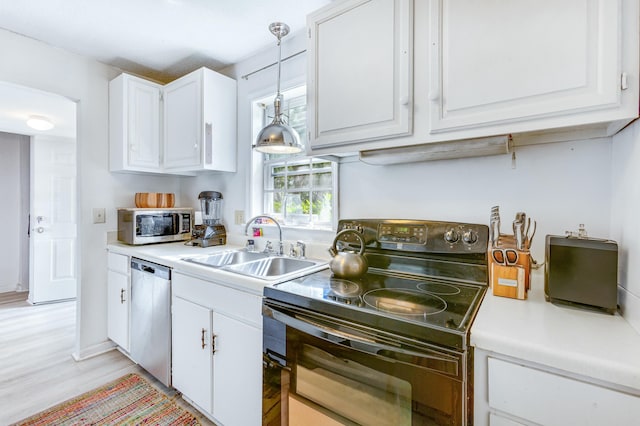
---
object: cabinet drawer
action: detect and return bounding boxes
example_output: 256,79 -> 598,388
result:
488,357 -> 640,425
173,272 -> 262,327
107,252 -> 129,275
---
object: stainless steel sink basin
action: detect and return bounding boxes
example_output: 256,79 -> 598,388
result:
184,250 -> 269,267
224,257 -> 317,278
183,249 -> 326,280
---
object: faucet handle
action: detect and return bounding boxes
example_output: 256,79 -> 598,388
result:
263,240 -> 273,254
296,241 -> 306,259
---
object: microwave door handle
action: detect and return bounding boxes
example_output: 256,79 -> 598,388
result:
264,305 -> 459,376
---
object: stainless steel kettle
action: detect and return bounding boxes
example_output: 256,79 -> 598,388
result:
329,229 -> 368,278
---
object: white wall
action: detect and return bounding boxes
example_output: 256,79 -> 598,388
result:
0,28 -> 180,359
611,120 -> 640,333
0,132 -> 27,292
340,137 -> 613,262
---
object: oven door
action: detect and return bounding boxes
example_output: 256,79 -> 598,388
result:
263,299 -> 468,426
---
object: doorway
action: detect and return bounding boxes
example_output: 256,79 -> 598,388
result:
0,82 -> 78,304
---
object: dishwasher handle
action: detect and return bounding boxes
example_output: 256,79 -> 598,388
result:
131,257 -> 171,280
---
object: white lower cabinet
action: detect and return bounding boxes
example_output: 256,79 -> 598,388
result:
171,272 -> 262,425
474,349 -> 640,425
107,252 -> 130,351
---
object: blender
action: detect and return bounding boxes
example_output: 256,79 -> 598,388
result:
189,191 -> 227,247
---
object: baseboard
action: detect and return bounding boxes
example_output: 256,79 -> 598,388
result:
618,285 -> 640,334
72,340 -> 117,361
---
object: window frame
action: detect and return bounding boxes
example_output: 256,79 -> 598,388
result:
250,86 -> 338,231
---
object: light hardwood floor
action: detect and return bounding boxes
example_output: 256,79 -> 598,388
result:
0,294 -> 215,425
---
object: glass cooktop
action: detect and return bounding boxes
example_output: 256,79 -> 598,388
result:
267,268 -> 486,350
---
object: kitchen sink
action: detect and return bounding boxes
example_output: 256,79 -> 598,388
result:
183,249 -> 326,280
224,257 -> 317,278
183,250 -> 269,267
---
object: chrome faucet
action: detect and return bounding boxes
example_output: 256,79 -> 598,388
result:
244,215 -> 283,255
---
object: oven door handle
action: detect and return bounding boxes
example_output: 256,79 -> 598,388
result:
264,304 -> 460,377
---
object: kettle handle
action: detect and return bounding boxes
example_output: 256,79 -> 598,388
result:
332,229 -> 366,255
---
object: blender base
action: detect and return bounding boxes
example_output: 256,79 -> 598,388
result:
188,224 -> 227,247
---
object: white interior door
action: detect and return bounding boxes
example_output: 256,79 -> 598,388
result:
29,135 -> 77,304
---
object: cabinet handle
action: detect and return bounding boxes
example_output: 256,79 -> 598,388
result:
399,96 -> 410,106
201,328 -> 206,349
193,142 -> 198,150
120,288 -> 125,304
212,333 -> 218,354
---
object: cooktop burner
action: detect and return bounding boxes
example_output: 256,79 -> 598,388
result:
362,288 -> 447,316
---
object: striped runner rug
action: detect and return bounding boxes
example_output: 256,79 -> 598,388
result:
13,373 -> 201,426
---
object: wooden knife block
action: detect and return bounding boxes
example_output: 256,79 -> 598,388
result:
490,238 -> 530,300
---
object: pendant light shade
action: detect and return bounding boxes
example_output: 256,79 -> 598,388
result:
253,22 -> 303,154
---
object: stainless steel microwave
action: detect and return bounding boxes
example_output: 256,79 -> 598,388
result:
117,208 -> 193,245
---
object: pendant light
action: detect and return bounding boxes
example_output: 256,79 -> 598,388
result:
253,22 -> 303,154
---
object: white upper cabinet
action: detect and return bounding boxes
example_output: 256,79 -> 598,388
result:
164,67 -> 237,173
307,0 -> 413,150
306,0 -> 638,157
428,0 -> 638,135
109,67 -> 236,174
109,74 -> 162,172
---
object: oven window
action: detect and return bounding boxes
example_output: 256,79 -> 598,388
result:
264,322 -> 464,426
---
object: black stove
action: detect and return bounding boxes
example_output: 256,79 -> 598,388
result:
264,219 -> 489,351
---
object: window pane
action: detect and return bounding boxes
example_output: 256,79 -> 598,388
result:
288,162 -> 311,173
288,174 -> 310,189
312,172 -> 333,187
273,176 -> 285,189
272,192 -> 285,215
312,191 -> 333,222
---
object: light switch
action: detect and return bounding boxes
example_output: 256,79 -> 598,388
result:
234,210 -> 245,225
93,208 -> 106,224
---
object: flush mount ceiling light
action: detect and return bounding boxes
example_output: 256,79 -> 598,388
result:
253,22 -> 303,155
26,115 -> 54,131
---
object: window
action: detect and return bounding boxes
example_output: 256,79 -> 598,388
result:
252,87 -> 337,229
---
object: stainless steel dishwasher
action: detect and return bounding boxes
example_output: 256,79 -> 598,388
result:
130,257 -> 171,387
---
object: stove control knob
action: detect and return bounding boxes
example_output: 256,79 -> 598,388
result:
462,230 -> 478,244
444,229 -> 459,243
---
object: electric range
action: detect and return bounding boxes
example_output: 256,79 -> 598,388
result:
262,219 -> 490,425
264,218 -> 490,351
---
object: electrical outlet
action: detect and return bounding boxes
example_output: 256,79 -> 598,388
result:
234,210 -> 245,225
93,208 -> 106,224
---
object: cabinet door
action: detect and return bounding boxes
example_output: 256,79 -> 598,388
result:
307,0 -> 413,149
211,312 -> 262,426
429,0 -> 624,133
164,72 -> 202,170
127,78 -> 161,169
172,296 -> 213,414
107,270 -> 129,351
109,74 -> 161,172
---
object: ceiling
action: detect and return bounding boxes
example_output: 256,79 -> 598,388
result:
0,0 -> 331,140
0,0 -> 331,83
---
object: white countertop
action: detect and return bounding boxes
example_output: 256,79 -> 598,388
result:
107,238 -> 330,296
471,269 -> 640,392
